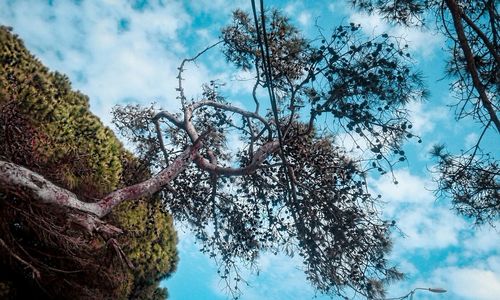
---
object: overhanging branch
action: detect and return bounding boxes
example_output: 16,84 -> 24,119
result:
0,142 -> 202,218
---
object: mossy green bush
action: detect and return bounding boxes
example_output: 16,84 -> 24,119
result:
0,25 -> 177,299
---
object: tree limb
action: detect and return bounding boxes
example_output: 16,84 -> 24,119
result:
192,100 -> 271,134
445,0 -> 500,133
153,111 -> 184,129
458,4 -> 500,64
0,142 -> 202,218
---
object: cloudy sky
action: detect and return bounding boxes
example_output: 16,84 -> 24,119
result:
1,0 -> 499,299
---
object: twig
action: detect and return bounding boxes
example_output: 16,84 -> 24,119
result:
0,237 -> 41,279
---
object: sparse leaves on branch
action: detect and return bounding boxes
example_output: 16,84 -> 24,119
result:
112,9 -> 425,299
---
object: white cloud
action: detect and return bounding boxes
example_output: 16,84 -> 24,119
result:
229,252 -> 328,300
284,1 -> 300,16
464,132 -> 479,149
372,168 -> 498,300
298,11 -> 312,27
397,259 -> 418,274
328,2 -> 350,14
407,101 -> 448,136
462,226 -> 500,256
349,11 -> 444,58
283,1 -> 314,29
370,169 -> 434,205
432,267 -> 500,300
350,11 -> 389,35
370,169 -> 466,252
487,256 -> 500,273
394,206 -> 465,251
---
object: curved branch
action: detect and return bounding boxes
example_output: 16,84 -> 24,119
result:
0,160 -> 102,214
153,111 -> 184,129
192,100 -> 271,132
97,141 -> 202,217
0,141 -> 202,218
194,140 -> 280,176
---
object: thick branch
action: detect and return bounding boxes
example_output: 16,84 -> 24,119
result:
0,143 -> 201,218
92,141 -> 202,217
459,6 -> 500,64
153,111 -> 184,129
0,160 -> 101,214
446,0 -> 500,133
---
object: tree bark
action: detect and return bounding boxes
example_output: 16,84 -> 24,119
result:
194,140 -> 280,176
0,143 -> 201,218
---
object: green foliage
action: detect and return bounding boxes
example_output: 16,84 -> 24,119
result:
0,25 -> 177,299
0,26 -> 122,196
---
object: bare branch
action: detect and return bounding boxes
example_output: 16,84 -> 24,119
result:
177,41 -> 223,108
96,140 -> 204,217
192,100 -> 271,132
153,111 -> 184,129
0,238 -> 41,280
459,5 -> 500,64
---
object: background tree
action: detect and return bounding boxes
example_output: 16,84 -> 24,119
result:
1,5 -> 427,299
349,0 -> 499,224
0,26 -> 177,299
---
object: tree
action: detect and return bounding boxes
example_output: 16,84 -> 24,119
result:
110,7 -> 426,298
1,6 -> 427,299
0,26 -> 177,299
349,0 -> 499,224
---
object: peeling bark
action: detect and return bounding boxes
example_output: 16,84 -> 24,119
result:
0,160 -> 99,213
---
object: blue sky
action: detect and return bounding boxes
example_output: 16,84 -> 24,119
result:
1,0 -> 499,299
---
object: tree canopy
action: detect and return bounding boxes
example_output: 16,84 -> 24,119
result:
112,7 -> 427,298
